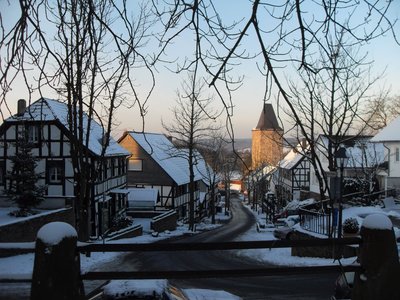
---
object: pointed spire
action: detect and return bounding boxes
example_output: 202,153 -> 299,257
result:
255,103 -> 282,131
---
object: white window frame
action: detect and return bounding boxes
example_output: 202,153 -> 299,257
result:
49,166 -> 62,183
28,125 -> 39,143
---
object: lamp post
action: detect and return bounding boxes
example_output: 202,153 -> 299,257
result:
335,147 -> 348,238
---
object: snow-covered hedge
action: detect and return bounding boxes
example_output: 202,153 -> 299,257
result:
343,217 -> 359,234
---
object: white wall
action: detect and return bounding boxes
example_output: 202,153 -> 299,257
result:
388,143 -> 400,177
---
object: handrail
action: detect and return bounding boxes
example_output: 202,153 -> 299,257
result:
82,264 -> 361,280
0,238 -> 361,254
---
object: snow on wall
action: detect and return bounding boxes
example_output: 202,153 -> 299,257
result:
362,214 -> 392,230
37,222 -> 77,245
103,279 -> 167,297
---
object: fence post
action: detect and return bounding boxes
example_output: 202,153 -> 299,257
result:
352,214 -> 400,300
31,222 -> 85,300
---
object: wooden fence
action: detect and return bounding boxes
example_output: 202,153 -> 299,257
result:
1,217 -> 399,300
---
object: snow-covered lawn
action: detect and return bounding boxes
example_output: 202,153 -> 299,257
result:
0,207 -> 69,226
235,205 -> 358,267
1,200 -> 399,281
0,208 -> 229,278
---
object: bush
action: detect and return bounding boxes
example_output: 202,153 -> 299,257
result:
343,217 -> 359,234
109,215 -> 133,233
8,208 -> 38,218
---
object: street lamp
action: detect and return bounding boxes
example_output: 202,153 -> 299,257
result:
335,147 -> 348,238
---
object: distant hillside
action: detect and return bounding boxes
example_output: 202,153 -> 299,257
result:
231,138 -> 252,151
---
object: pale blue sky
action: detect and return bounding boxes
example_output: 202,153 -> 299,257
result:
1,1 -> 399,138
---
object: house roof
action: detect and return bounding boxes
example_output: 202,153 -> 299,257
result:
126,132 -> 208,186
370,116 -> 400,143
317,135 -> 385,168
279,148 -> 306,170
254,103 -> 283,131
127,188 -> 159,203
6,98 -> 129,157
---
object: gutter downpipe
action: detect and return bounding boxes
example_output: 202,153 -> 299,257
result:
383,143 -> 390,197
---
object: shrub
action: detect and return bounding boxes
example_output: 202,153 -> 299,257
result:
343,217 -> 359,234
109,215 -> 133,233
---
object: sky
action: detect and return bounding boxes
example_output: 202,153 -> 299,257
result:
1,1 -> 399,139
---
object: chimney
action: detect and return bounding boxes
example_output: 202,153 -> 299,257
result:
301,138 -> 307,149
17,99 -> 26,116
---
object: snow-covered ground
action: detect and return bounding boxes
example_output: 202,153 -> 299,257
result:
1,199 -> 400,298
235,204 -> 358,267
2,201 -> 400,276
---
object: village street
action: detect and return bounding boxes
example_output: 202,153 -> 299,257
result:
88,196 -> 339,299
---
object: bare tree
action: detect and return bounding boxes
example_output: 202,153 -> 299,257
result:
362,92 -> 400,135
163,76 -> 219,231
151,0 -> 398,199
1,0 -> 155,239
197,131 -> 226,224
284,31 -> 382,199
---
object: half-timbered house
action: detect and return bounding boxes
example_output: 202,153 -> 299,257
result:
118,131 -> 211,221
0,98 -> 130,239
272,142 -> 310,204
308,135 -> 386,199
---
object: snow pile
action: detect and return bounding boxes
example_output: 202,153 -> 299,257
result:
37,222 -> 77,245
103,279 -> 167,298
362,214 -> 393,230
284,198 -> 316,211
184,288 -> 242,300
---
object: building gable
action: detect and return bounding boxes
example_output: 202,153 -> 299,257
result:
119,133 -> 174,186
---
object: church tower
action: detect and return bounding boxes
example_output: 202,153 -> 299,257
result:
251,103 -> 283,169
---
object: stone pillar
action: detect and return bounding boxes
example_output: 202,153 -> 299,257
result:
352,214 -> 400,300
31,222 -> 85,300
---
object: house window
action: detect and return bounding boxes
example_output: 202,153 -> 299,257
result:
0,161 -> 4,186
396,148 -> 399,162
128,159 -> 143,171
47,161 -> 64,184
28,125 -> 40,143
111,159 -> 115,177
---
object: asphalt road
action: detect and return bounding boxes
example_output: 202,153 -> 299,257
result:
117,196 -> 338,299
0,196 -> 338,299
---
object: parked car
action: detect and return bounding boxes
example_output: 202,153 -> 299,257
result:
273,198 -> 316,222
273,216 -> 300,240
331,272 -> 354,300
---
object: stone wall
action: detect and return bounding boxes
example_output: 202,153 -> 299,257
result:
106,224 -> 143,241
251,129 -> 282,169
0,208 -> 75,243
151,210 -> 178,232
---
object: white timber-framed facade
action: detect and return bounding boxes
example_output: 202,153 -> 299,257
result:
0,98 -> 130,239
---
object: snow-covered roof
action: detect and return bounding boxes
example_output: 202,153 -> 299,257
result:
127,132 -> 206,186
127,188 -> 159,203
371,116 -> 400,143
7,98 -> 129,157
346,141 -> 385,168
317,135 -> 385,168
279,143 -> 308,170
192,151 -> 215,186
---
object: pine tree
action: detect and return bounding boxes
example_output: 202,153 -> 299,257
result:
6,128 -> 45,215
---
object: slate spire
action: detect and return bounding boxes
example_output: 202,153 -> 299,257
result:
255,103 -> 282,131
